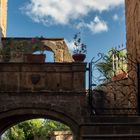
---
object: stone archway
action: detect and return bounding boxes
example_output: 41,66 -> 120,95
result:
2,37 -> 73,63
0,108 -> 79,140
42,38 -> 73,62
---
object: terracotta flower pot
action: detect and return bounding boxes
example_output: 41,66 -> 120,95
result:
112,72 -> 128,81
72,54 -> 86,62
25,54 -> 46,63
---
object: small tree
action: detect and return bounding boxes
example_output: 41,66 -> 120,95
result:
2,119 -> 70,140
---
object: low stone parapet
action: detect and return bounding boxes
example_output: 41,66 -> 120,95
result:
0,63 -> 86,92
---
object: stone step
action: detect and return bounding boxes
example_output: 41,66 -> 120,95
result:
84,116 -> 140,124
81,124 -> 140,135
82,134 -> 140,140
82,122 -> 140,126
80,116 -> 140,137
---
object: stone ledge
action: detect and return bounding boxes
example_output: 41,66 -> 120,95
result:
82,134 -> 140,138
0,91 -> 87,96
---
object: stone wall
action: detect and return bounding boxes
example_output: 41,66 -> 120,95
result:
2,38 -> 73,62
125,0 -> 140,61
125,0 -> 140,113
93,77 -> 137,114
0,63 -> 86,92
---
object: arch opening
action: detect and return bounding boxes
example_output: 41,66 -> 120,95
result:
1,118 -> 73,140
0,108 -> 79,140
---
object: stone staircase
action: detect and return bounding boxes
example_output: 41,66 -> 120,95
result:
80,116 -> 140,140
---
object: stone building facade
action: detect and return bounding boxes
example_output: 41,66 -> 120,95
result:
125,0 -> 139,60
125,0 -> 140,113
0,0 -> 7,37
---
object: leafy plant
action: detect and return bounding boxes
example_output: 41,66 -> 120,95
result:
31,37 -> 46,54
96,48 -> 127,79
2,119 -> 70,140
73,32 -> 87,54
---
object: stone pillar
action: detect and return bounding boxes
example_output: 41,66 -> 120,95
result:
125,0 -> 140,61
55,49 -> 64,62
0,27 -> 2,48
0,27 -> 3,62
0,0 -> 8,37
125,0 -> 140,112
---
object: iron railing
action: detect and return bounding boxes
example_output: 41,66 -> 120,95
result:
88,49 -> 139,115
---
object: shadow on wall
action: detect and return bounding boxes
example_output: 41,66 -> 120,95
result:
92,89 -> 106,114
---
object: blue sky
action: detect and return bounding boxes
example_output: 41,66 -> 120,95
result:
7,0 -> 125,62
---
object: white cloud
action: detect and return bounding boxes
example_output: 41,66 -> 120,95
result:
113,14 -> 119,21
65,39 -> 75,52
22,0 -> 124,25
76,16 -> 108,34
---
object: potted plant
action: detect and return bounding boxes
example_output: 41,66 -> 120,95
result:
26,37 -> 46,63
72,32 -> 87,62
112,70 -> 128,81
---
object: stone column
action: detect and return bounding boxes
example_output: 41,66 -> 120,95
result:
125,0 -> 140,113
0,0 -> 8,37
0,27 -> 2,48
0,27 -> 3,62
